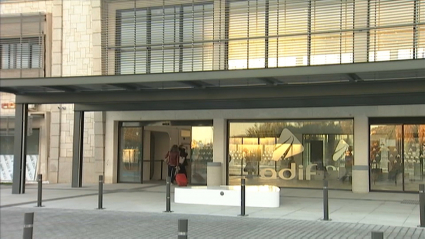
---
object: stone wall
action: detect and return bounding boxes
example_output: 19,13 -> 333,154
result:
1,0 -> 104,184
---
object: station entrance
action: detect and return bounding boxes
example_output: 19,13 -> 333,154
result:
118,120 -> 213,185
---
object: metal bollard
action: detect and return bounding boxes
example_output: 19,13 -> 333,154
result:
164,176 -> 172,212
323,180 -> 330,221
177,219 -> 188,239
98,175 -> 104,209
371,231 -> 384,239
23,212 -> 34,239
420,184 -> 425,227
238,178 -> 247,216
37,174 -> 42,207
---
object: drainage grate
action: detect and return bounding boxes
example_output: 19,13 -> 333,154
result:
400,200 -> 419,204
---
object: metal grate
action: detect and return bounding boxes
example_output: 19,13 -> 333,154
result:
101,0 -> 425,76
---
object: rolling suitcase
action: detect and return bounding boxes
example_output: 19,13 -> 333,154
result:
175,173 -> 188,186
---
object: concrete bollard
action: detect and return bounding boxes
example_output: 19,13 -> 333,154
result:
177,219 -> 188,239
323,180 -> 330,221
164,176 -> 172,213
420,184 -> 425,227
37,174 -> 42,207
23,212 -> 34,239
98,175 -> 104,209
371,231 -> 384,239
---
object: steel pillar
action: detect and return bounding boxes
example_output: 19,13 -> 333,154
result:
71,111 -> 84,187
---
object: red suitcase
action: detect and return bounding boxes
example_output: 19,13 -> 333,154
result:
175,173 -> 187,186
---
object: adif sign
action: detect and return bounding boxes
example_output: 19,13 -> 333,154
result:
272,128 -> 304,161
260,163 -> 317,180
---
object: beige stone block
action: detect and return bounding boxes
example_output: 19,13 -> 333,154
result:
51,64 -> 62,77
62,66 -> 70,76
58,161 -> 72,183
65,112 -> 73,121
52,17 -> 62,29
94,122 -> 104,135
62,143 -> 73,149
95,161 -> 104,174
53,52 -> 62,62
78,40 -> 90,49
52,41 -> 62,53
50,147 -> 59,159
51,110 -> 61,123
83,58 -> 90,65
53,4 -> 62,15
66,149 -> 73,158
84,149 -> 93,158
82,162 -> 97,183
92,7 -> 101,21
60,133 -> 66,143
93,61 -> 102,75
92,46 -> 101,60
69,65 -> 77,75
60,147 -> 67,157
95,134 -> 104,144
49,159 -> 58,172
68,41 -> 77,52
51,124 -> 60,137
66,136 -> 73,144
92,20 -> 101,33
48,172 -> 58,184
92,32 -> 101,44
91,0 -> 101,8
81,34 -> 90,43
85,122 -> 93,129
95,147 -> 104,160
76,22 -> 86,31
60,122 -> 69,132
52,28 -> 62,41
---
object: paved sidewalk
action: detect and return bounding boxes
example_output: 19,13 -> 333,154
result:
1,207 -> 425,239
1,182 -> 424,238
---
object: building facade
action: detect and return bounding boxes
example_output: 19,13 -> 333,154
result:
1,0 -> 424,194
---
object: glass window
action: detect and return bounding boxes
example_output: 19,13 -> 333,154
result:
228,120 -> 354,190
117,3 -> 214,74
310,0 -> 354,65
0,38 -> 42,69
229,0 -> 267,69
369,0 -> 414,61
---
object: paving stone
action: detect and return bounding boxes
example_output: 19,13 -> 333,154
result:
1,207 -> 424,239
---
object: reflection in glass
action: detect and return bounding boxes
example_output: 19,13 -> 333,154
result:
228,120 -> 354,190
190,126 -> 213,185
370,124 -> 425,192
118,127 -> 142,183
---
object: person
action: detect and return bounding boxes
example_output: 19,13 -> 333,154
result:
178,145 -> 188,178
388,155 -> 402,184
341,148 -> 353,183
165,145 -> 179,183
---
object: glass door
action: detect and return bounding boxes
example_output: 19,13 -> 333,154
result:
118,125 -> 143,183
190,126 -> 213,185
403,124 -> 425,191
370,124 -> 403,191
370,123 -> 425,192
